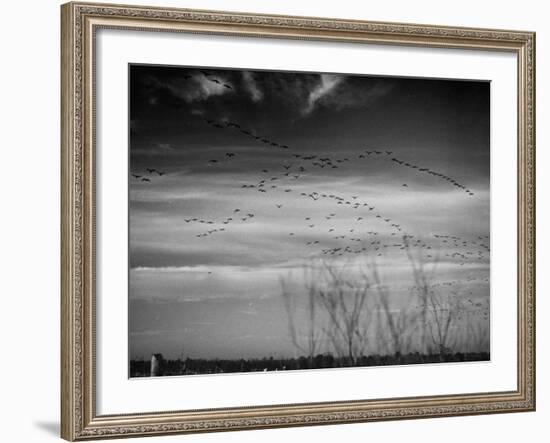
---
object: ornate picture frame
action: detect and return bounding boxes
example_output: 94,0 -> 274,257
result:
61,2 -> 535,440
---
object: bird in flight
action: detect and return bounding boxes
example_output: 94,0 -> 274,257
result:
276,204 -> 283,208
131,174 -> 142,179
141,178 -> 151,182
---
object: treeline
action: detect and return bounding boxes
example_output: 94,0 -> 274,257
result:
130,351 -> 489,377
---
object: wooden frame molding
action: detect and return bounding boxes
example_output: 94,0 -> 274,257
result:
61,2 -> 535,440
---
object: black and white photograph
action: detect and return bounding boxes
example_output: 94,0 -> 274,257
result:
128,64 -> 490,377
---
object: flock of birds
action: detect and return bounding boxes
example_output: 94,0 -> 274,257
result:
199,115 -> 475,197
177,69 -> 234,90
131,71 -> 489,273
131,168 -> 166,183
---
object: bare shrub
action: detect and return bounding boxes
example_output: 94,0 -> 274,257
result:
280,268 -> 323,366
370,263 -> 419,358
315,260 -> 373,364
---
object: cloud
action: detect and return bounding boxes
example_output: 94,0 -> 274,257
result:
149,73 -> 231,104
302,75 -> 395,116
133,265 -> 214,273
325,78 -> 395,111
303,74 -> 344,115
156,143 -> 174,151
241,71 -> 263,102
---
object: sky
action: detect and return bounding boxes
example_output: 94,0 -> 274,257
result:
128,64 -> 490,361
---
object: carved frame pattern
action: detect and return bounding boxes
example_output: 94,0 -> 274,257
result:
61,2 -> 535,440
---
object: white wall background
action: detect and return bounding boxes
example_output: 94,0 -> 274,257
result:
0,0 -> 546,442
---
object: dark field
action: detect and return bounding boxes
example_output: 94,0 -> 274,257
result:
130,352 -> 490,377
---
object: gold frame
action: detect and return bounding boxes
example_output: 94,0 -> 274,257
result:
61,2 -> 536,440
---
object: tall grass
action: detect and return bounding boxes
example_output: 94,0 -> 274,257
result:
279,241 -> 489,362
